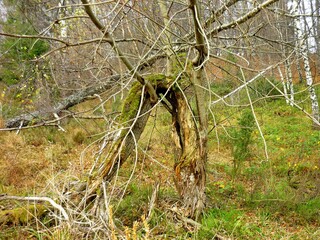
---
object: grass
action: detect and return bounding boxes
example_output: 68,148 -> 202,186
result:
199,207 -> 263,239
1,84 -> 320,239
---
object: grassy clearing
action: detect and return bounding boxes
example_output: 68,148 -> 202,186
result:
1,85 -> 320,239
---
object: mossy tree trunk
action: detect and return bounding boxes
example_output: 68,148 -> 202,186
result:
77,0 -> 209,218
82,85 -> 156,205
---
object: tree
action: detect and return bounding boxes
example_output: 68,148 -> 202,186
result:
1,0 -> 319,222
290,0 -> 320,127
74,0 -> 210,218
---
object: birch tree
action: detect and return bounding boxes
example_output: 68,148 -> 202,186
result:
317,0 -> 320,54
291,0 -> 320,127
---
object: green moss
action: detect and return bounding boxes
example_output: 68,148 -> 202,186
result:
145,73 -> 172,90
120,71 -> 187,125
120,82 -> 143,124
145,73 -> 166,83
0,205 -> 47,225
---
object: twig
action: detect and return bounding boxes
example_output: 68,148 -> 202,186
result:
53,112 -> 66,132
16,120 -> 24,135
170,207 -> 202,228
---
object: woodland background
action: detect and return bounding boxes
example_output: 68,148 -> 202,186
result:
0,0 -> 320,239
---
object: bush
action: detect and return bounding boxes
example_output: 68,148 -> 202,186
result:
73,131 -> 86,144
250,77 -> 282,100
232,109 -> 255,175
0,15 -> 49,86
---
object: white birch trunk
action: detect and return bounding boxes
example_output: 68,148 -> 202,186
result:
284,59 -> 294,106
317,0 -> 320,54
309,0 -> 319,54
278,66 -> 289,104
291,0 -> 320,126
276,2 -> 293,105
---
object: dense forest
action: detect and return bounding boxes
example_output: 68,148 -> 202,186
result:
0,0 -> 320,239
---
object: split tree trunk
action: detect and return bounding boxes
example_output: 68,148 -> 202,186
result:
170,89 -> 206,219
168,0 -> 209,219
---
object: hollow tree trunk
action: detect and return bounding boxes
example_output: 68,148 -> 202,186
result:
168,0 -> 209,219
171,90 -> 206,219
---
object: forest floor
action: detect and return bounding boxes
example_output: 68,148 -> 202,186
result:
1,84 -> 320,239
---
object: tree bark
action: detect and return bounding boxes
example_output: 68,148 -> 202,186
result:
291,0 -> 320,127
81,85 -> 155,205
157,0 -> 207,219
167,0 -> 208,219
170,90 -> 206,219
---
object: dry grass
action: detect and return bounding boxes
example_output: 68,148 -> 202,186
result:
0,118 -> 4,129
0,132 -> 46,190
0,121 -> 97,194
1,100 -> 320,239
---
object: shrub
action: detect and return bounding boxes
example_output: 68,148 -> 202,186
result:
73,131 -> 86,144
232,109 -> 255,175
250,77 -> 282,100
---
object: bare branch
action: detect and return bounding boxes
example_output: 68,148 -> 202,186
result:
209,0 -> 279,36
80,0 -> 158,103
204,0 -> 239,29
0,32 -> 69,45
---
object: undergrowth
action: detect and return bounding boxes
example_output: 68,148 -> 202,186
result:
1,85 -> 320,239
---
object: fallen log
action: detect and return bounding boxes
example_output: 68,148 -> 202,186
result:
4,75 -> 121,128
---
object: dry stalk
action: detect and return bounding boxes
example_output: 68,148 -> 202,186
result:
132,221 -> 139,240
147,182 -> 160,220
141,215 -> 150,240
108,205 -> 117,240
